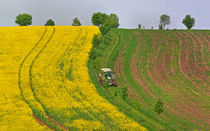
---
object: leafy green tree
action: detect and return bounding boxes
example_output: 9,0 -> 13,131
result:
91,12 -> 107,26
182,15 -> 195,30
159,14 -> 170,29
45,19 -> 55,26
106,13 -> 119,28
99,24 -> 111,36
138,24 -> 141,29
72,17 -> 81,26
92,12 -> 119,36
154,99 -> 164,114
15,13 -> 32,26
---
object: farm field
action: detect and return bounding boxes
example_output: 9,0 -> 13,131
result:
0,26 -> 145,130
89,29 -> 210,130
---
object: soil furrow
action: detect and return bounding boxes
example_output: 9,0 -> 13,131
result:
176,32 -> 208,95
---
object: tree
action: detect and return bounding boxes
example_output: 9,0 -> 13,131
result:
91,12 -> 107,26
99,24 -> 111,36
138,24 -> 141,29
92,12 -> 119,36
159,14 -> 170,29
45,19 -> 55,26
72,17 -> 81,26
106,13 -> 119,28
15,13 -> 32,26
182,15 -> 195,30
154,99 -> 164,114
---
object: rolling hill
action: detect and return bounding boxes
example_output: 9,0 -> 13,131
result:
0,26 -> 145,130
89,29 -> 210,130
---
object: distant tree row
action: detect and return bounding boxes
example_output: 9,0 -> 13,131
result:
138,14 -> 195,30
15,13 -> 195,30
15,13 -> 82,26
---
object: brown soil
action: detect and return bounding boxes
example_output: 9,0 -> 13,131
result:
145,32 -> 166,90
176,32 -> 208,95
47,115 -> 68,130
183,32 -> 207,85
196,32 -> 210,71
131,32 -> 157,99
34,115 -> 54,130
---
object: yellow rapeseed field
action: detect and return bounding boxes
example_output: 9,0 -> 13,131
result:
0,26 -> 47,130
0,26 -> 146,130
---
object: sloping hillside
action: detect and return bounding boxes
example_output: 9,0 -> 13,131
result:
89,29 -> 210,130
0,26 -> 145,130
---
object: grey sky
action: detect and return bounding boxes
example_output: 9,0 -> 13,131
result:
0,0 -> 210,29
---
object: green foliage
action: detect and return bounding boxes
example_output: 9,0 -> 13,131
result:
72,17 -> 81,26
182,15 -> 195,30
121,87 -> 128,100
104,79 -> 110,89
154,99 -> 164,114
92,12 -> 119,36
159,24 -> 163,30
99,24 -> 111,36
45,19 -> 55,26
106,14 -> 119,28
92,35 -> 101,48
89,35 -> 101,61
138,24 -> 141,29
15,13 -> 32,26
91,12 -> 107,26
88,29 -> 210,130
159,14 -> 170,29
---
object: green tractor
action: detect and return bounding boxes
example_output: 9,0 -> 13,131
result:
98,68 -> 117,87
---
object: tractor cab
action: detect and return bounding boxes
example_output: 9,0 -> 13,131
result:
98,68 -> 117,87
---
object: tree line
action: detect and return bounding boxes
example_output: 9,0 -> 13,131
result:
15,12 -> 195,34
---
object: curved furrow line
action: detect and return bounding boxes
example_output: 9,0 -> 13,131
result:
29,27 -> 68,130
130,33 -> 157,99
19,26 -> 67,130
196,32 -> 210,71
144,31 -> 205,128
147,31 -> 209,128
175,32 -> 208,95
169,32 -> 204,97
183,32 -> 208,86
18,27 -> 54,129
145,31 -> 169,90
133,32 -> 191,128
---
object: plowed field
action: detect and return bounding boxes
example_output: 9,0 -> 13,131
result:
89,29 -> 210,130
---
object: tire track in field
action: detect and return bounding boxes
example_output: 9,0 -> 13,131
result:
18,26 -> 67,130
18,27 -> 53,129
29,27 -> 68,130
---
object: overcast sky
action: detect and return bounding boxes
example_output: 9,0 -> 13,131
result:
0,0 -> 210,29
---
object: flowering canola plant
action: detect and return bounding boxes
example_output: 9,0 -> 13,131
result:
0,26 -> 146,130
0,26 -> 47,130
